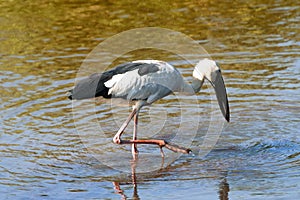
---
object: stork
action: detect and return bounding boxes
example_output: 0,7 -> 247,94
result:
68,59 -> 230,158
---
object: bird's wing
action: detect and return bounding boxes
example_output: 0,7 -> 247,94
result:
127,83 -> 173,104
69,62 -> 161,100
105,61 -> 181,103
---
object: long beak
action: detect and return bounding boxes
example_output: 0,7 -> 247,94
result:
210,71 -> 230,122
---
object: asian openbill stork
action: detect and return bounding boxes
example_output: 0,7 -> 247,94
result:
68,59 -> 230,158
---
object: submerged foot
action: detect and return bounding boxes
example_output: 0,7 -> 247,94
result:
132,144 -> 139,160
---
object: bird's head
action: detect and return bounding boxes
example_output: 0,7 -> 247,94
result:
193,58 -> 220,83
193,58 -> 230,122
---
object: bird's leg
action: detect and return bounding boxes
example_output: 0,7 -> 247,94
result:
159,146 -> 165,158
112,101 -> 191,156
113,107 -> 137,144
132,111 -> 139,158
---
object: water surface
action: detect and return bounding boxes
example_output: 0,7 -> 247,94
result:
0,0 -> 299,199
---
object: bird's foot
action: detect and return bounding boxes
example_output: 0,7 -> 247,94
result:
120,139 -> 192,155
159,146 -> 165,158
164,142 -> 192,154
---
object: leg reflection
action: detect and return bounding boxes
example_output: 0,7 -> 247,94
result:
113,156 -> 166,199
130,159 -> 139,200
112,159 -> 140,200
218,176 -> 230,200
113,182 -> 127,200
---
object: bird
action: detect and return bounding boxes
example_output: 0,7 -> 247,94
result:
68,58 -> 230,158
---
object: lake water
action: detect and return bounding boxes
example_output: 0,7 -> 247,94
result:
0,1 -> 299,199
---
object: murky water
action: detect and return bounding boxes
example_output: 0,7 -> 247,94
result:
1,0 -> 299,199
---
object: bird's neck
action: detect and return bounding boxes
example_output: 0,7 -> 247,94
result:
191,78 -> 204,93
182,78 -> 204,95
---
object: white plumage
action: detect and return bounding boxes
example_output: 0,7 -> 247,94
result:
104,60 -> 185,104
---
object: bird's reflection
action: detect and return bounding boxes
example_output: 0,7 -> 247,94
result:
113,159 -> 140,200
219,176 -> 230,200
113,182 -> 127,200
112,158 -> 230,200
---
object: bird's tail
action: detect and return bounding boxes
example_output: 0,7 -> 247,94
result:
68,73 -> 111,100
67,89 -> 74,100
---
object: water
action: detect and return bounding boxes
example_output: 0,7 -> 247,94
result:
1,0 -> 299,199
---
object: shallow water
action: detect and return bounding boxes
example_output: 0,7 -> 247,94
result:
1,0 -> 299,199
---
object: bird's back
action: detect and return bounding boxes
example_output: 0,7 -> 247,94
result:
69,60 -> 184,104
